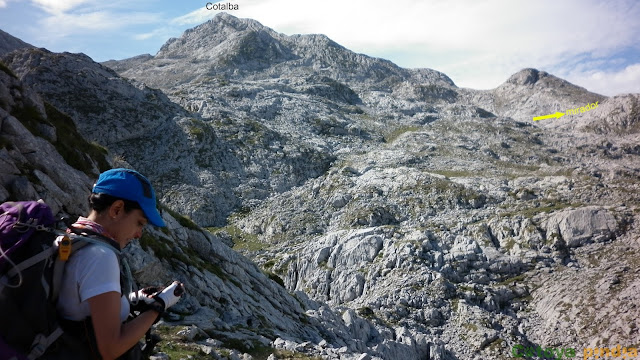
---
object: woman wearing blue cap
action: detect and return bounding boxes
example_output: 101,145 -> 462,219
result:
53,168 -> 184,359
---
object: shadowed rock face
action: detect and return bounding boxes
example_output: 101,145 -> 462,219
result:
2,13 -> 640,359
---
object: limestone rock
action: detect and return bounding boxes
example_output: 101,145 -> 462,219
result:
543,207 -> 618,248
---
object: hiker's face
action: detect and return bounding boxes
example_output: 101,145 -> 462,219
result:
113,209 -> 148,244
107,201 -> 148,245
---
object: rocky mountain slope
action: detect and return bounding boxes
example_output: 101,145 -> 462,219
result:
1,53 -> 418,360
3,46 -> 332,227
2,12 -> 640,360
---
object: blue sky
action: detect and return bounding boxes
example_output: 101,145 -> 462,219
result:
1,0 -> 639,96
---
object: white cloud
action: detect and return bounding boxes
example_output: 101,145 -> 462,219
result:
133,32 -> 155,41
563,64 -> 640,96
22,0 -> 162,41
37,10 -> 161,39
41,11 -> 118,32
171,6 -> 216,26
132,25 -> 178,43
30,0 -> 91,14
0,0 -> 7,8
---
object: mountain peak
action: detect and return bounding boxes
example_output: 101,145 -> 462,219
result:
506,68 -> 545,86
489,68 -> 605,123
500,67 -> 605,97
156,13 -> 276,59
181,12 -> 268,39
0,29 -> 34,57
206,12 -> 265,31
502,68 -> 596,95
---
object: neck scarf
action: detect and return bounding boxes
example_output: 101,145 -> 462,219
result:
69,216 -> 116,241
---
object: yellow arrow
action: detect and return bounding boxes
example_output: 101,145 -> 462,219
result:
532,112 -> 565,121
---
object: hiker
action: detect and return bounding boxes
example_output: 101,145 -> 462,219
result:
51,168 -> 184,359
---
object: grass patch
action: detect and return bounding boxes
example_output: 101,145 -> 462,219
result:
10,101 -> 110,175
357,306 -> 376,320
139,232 -> 174,260
496,274 -> 526,286
498,200 -> 582,219
503,238 -> 516,251
45,103 -> 110,174
152,325 -> 211,360
208,225 -> 265,252
264,270 -> 285,287
491,159 -> 541,176
139,231 -> 229,281
0,136 -> 14,150
161,204 -> 199,230
458,284 -> 483,295
187,125 -> 205,141
463,323 -> 478,332
451,298 -> 459,312
429,169 -> 476,178
384,125 -> 421,143
486,338 -> 504,351
0,61 -> 17,79
153,339 -> 211,359
10,104 -> 46,136
269,349 -> 324,360
213,336 -> 323,360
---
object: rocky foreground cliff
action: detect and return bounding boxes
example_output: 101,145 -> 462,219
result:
1,13 -> 639,360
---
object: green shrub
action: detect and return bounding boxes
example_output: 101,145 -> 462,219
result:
0,61 -> 17,79
11,101 -> 110,175
265,271 -> 285,287
384,125 -> 420,143
160,204 -> 199,230
59,103 -> 105,171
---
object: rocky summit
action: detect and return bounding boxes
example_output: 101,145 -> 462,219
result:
1,12 -> 639,360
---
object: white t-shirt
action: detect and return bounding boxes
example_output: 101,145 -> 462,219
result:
56,243 -> 130,322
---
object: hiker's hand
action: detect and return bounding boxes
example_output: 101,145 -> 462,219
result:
153,281 -> 184,310
142,286 -> 164,296
129,286 -> 162,304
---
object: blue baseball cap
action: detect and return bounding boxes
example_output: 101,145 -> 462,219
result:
92,168 -> 165,227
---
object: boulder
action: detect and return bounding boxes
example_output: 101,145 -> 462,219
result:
544,207 -> 618,248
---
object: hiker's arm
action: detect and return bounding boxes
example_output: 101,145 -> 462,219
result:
88,291 -> 159,360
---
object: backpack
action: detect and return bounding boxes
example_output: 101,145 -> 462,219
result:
0,201 -> 128,360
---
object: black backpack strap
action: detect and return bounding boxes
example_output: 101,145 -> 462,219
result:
0,246 -> 57,291
51,238 -> 92,302
3,231 -> 117,300
66,227 -> 121,252
27,327 -> 65,360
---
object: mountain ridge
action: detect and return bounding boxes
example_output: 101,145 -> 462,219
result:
103,13 -> 620,132
0,28 -> 33,57
1,50 -> 433,359
108,13 -> 455,92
